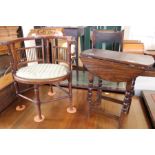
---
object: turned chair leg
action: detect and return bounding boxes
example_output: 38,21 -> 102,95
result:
67,75 -> 76,114
48,84 -> 56,96
34,85 -> 45,122
14,81 -> 26,111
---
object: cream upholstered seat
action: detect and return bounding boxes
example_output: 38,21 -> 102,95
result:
16,64 -> 69,80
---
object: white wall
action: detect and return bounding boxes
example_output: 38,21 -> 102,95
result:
122,26 -> 130,40
123,26 -> 155,50
22,26 -> 34,37
22,26 -> 37,66
135,77 -> 155,96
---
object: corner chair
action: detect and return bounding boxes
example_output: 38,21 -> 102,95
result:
7,35 -> 76,122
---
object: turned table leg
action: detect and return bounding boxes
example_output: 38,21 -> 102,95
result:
87,73 -> 94,116
127,78 -> 136,114
96,78 -> 102,105
119,79 -> 135,128
122,80 -> 135,114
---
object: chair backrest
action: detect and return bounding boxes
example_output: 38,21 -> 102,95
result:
28,27 -> 73,60
123,42 -> 144,54
92,30 -> 124,51
7,36 -> 74,74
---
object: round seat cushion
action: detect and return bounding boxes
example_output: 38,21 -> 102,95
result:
16,64 -> 69,80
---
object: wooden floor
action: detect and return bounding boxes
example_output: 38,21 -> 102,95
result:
0,85 -> 151,129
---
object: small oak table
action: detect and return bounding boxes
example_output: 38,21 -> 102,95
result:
80,49 -> 154,127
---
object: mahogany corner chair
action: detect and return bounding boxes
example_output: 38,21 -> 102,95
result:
7,35 -> 76,122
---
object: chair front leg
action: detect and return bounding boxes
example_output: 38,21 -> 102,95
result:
67,73 -> 76,114
34,84 -> 45,122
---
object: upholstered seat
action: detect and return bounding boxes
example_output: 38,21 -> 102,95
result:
16,64 -> 69,80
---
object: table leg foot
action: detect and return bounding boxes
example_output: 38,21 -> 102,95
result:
16,105 -> 26,111
48,91 -> 56,96
34,114 -> 45,123
67,107 -> 77,113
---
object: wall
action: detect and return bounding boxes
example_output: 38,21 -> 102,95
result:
123,26 -> 155,50
22,26 -> 34,37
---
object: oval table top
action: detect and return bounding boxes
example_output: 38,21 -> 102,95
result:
81,49 -> 155,67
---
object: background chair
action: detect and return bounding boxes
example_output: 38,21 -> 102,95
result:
92,29 -> 124,51
7,35 -> 76,122
91,29 -> 124,90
